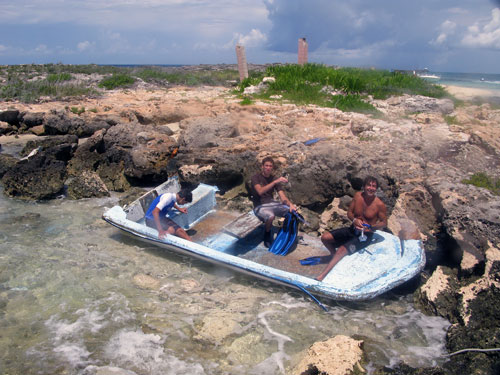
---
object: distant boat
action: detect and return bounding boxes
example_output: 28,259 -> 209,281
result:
417,73 -> 440,80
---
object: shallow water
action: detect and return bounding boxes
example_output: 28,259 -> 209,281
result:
0,190 -> 450,375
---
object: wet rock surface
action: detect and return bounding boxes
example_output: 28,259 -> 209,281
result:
1,82 -> 500,374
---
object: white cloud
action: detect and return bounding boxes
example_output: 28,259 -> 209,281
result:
35,44 -> 50,53
0,44 -> 7,52
219,28 -> 268,50
235,29 -> 267,47
430,20 -> 456,46
77,41 -> 93,51
461,8 -> 500,48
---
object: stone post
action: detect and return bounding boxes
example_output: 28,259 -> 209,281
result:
298,38 -> 308,65
235,44 -> 249,81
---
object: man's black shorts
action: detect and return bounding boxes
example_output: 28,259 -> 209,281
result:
330,225 -> 373,254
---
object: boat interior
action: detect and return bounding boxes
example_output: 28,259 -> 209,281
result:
122,179 -> 331,279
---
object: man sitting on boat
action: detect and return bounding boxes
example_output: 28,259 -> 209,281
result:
250,156 -> 297,247
316,176 -> 387,281
144,188 -> 193,241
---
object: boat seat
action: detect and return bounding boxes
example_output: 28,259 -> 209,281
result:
223,211 -> 262,239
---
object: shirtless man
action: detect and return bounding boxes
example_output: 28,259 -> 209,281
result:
316,176 -> 387,281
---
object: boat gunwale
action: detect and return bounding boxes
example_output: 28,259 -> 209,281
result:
102,204 -> 426,301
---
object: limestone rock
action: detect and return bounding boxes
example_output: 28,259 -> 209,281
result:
20,134 -> 78,158
415,266 -> 459,323
132,274 -> 161,290
22,111 -> 45,128
0,109 -> 20,126
0,153 -> 18,178
290,335 -> 365,375
0,120 -> 14,135
2,154 -> 67,200
194,312 -> 242,343
179,115 -> 240,149
66,170 -> 110,199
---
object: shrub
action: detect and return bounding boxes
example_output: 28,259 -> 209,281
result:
240,97 -> 253,105
70,106 -> 85,115
98,74 -> 136,90
462,172 -> 500,195
46,73 -> 72,83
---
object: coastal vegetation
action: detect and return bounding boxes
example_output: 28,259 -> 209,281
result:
238,63 -> 447,113
98,73 -> 136,90
0,64 -> 240,103
463,172 -> 500,195
1,63 -> 446,109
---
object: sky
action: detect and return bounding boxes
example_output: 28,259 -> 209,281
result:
1,0 -> 500,73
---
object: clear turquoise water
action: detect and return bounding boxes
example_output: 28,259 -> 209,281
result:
0,189 -> 451,375
427,71 -> 500,93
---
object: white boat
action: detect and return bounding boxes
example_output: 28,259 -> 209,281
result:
417,73 -> 440,80
102,178 -> 425,305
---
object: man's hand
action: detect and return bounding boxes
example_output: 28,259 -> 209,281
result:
178,207 -> 187,214
158,229 -> 168,239
275,176 -> 288,185
352,218 -> 366,230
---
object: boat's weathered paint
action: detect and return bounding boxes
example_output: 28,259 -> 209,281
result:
102,181 -> 425,301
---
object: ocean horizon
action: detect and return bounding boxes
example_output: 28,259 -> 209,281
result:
421,71 -> 500,92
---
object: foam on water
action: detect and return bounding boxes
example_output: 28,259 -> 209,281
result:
104,329 -> 207,375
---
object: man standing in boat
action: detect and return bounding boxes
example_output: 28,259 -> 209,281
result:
144,189 -> 193,241
251,156 -> 297,247
316,176 -> 387,281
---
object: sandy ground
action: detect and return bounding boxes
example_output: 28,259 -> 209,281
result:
442,84 -> 500,101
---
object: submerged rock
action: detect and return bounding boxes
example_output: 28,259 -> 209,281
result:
289,335 -> 365,375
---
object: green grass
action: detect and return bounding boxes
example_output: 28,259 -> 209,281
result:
237,63 -> 447,113
70,106 -> 85,115
46,72 -> 72,83
444,115 -> 459,125
133,67 -> 239,86
0,77 -> 96,102
98,73 -> 136,90
0,64 -> 241,102
463,172 -> 500,195
240,97 -> 253,105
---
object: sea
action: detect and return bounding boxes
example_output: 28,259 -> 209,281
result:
420,71 -> 500,93
0,189 -> 451,375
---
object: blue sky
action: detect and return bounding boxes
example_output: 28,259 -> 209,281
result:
1,0 -> 499,73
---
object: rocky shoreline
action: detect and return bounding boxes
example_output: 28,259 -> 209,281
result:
1,78 -> 500,374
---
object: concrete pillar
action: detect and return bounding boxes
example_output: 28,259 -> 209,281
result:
298,38 -> 308,65
235,44 -> 249,81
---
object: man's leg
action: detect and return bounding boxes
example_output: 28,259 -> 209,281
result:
174,227 -> 192,241
316,228 -> 351,281
315,245 -> 348,281
160,217 -> 192,241
321,231 -> 337,254
263,216 -> 275,247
